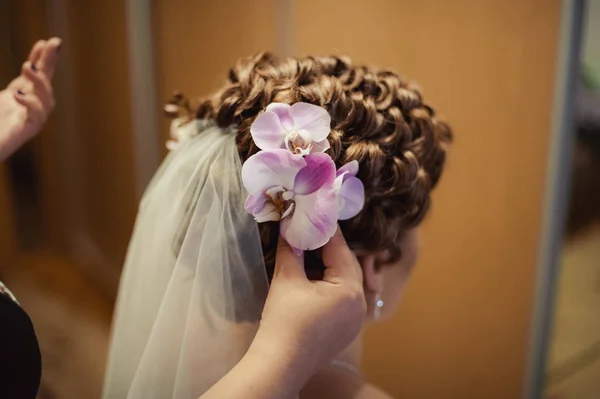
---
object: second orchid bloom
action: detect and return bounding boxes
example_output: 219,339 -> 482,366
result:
242,102 -> 365,254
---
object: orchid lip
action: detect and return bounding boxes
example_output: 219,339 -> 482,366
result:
285,131 -> 312,156
265,186 -> 295,220
254,202 -> 281,222
281,202 -> 295,219
282,191 -> 295,201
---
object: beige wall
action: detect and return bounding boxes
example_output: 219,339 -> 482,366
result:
153,0 -> 560,397
152,0 -> 280,148
65,1 -> 138,267
293,1 -> 560,397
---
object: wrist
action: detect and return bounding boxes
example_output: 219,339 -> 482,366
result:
246,329 -> 316,393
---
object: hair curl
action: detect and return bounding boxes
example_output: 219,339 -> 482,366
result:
167,52 -> 452,273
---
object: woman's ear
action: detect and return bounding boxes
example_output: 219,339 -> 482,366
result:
358,254 -> 384,295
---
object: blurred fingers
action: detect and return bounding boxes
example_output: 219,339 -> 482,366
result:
21,62 -> 54,110
38,37 -> 62,79
27,40 -> 46,67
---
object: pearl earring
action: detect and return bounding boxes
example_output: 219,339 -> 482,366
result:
373,294 -> 384,320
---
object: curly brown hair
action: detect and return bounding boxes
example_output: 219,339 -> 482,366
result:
167,52 -> 452,272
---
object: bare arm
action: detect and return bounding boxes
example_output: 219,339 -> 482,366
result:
201,228 -> 366,399
200,333 -> 312,399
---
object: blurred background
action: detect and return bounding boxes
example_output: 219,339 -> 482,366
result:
0,0 -> 586,398
543,1 -> 600,398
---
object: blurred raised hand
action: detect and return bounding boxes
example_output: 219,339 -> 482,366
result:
0,37 -> 61,161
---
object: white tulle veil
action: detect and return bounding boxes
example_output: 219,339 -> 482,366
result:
102,120 -> 269,398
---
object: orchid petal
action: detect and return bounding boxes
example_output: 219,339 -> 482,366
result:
245,193 -> 267,214
242,150 -> 306,194
291,247 -> 304,256
333,173 -> 344,192
336,160 -> 359,178
289,103 -> 331,142
250,111 -> 287,150
280,223 -> 303,256
311,138 -> 331,153
280,184 -> 338,251
293,153 -> 336,196
266,103 -> 294,131
337,176 -> 365,220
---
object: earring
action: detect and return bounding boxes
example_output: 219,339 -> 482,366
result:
373,294 -> 384,320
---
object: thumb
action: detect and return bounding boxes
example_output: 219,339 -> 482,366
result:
322,226 -> 363,285
273,235 -> 306,281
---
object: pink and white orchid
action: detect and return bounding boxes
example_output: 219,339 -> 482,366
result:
334,160 -> 365,220
242,101 -> 365,254
250,102 -> 331,156
242,150 -> 339,253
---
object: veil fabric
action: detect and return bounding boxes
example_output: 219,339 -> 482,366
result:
102,121 -> 269,398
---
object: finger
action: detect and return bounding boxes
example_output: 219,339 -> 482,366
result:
273,235 -> 307,281
27,40 -> 46,67
14,92 -> 46,125
321,226 -> 363,284
21,62 -> 53,105
37,37 -> 62,80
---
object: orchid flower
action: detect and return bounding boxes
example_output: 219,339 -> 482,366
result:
166,118 -> 197,151
250,102 -> 331,156
334,160 -> 365,220
242,149 -> 339,253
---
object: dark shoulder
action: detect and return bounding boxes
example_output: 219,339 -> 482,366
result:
0,289 -> 42,399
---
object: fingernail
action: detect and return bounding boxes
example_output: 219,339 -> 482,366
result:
31,64 -> 37,72
17,90 -> 24,96
57,43 -> 62,53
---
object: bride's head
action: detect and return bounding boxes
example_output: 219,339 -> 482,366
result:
174,52 -> 452,320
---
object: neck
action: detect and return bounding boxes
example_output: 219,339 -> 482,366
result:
332,328 -> 364,367
300,329 -> 366,397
